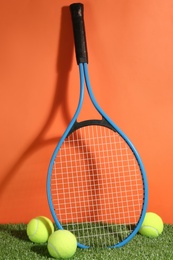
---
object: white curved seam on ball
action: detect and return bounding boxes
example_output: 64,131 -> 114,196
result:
29,219 -> 39,238
48,243 -> 60,257
142,225 -> 159,235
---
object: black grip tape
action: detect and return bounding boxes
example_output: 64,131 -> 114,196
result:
70,3 -> 88,64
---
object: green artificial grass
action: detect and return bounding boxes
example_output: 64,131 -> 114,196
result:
0,223 -> 173,260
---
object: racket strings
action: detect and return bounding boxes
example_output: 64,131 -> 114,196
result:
51,125 -> 144,247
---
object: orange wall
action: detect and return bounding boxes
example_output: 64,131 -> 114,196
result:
0,0 -> 173,224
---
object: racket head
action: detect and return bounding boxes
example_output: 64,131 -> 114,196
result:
47,117 -> 148,248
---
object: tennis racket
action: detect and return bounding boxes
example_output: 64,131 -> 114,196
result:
47,3 -> 148,248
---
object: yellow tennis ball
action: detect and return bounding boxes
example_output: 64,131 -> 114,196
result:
139,212 -> 164,238
27,216 -> 54,243
47,230 -> 77,259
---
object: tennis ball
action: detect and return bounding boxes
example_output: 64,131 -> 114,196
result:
27,216 -> 54,243
47,230 -> 77,259
139,212 -> 164,238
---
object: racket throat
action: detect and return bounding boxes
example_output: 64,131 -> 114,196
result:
68,118 -> 116,136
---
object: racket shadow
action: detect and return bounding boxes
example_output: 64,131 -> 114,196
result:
73,131 -> 100,223
0,6 -> 73,199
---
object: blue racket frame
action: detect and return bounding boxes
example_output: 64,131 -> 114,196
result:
47,62 -> 148,248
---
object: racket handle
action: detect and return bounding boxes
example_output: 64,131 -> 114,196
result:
70,3 -> 88,64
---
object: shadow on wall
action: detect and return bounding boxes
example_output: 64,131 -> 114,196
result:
0,6 -> 74,198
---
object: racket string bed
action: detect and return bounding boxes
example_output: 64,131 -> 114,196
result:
50,125 -> 144,247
